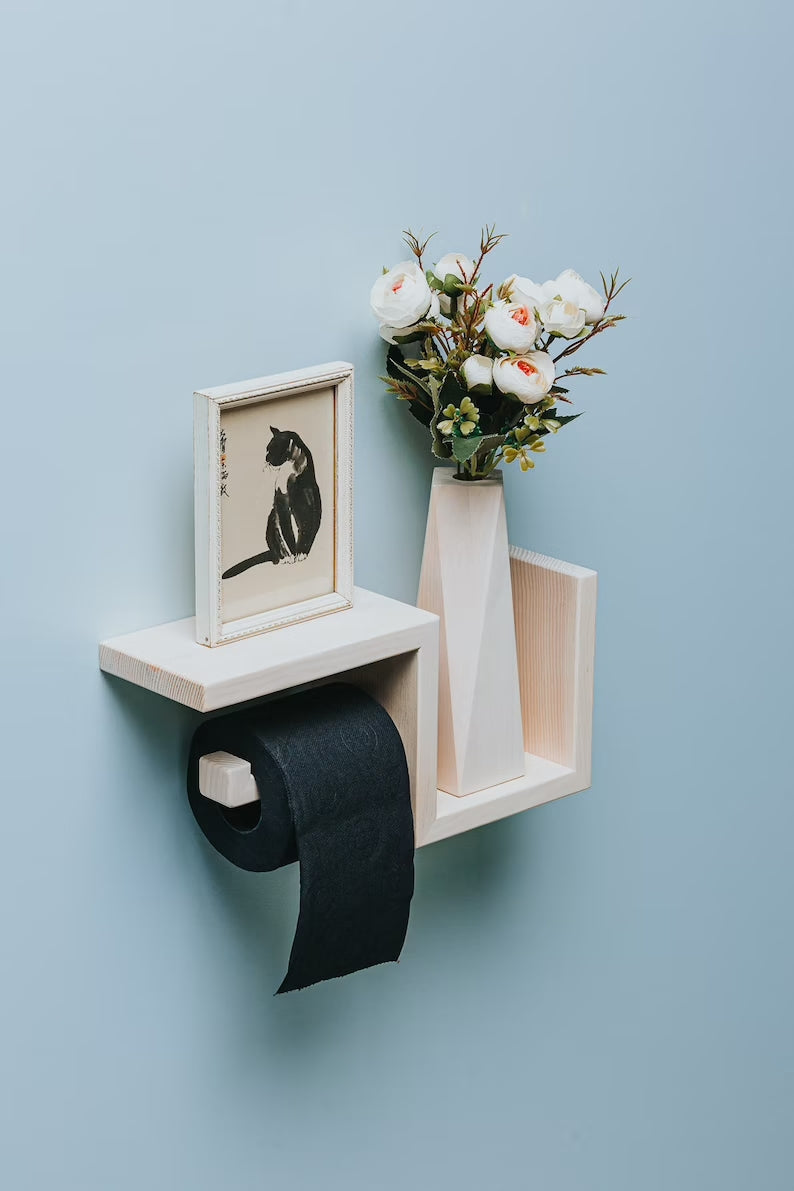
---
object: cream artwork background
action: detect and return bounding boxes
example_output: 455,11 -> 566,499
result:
219,386 -> 335,624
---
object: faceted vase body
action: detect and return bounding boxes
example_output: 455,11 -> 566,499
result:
417,468 -> 526,797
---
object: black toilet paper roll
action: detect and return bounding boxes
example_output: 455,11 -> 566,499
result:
187,683 -> 414,994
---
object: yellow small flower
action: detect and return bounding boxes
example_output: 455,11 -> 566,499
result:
523,413 -> 559,433
503,431 -> 546,471
437,404 -> 458,435
503,445 -> 535,471
438,397 -> 481,437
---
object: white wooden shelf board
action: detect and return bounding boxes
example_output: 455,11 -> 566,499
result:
99,587 -> 436,713
427,754 -> 577,845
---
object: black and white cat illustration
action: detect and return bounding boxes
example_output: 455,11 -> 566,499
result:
222,427 -> 322,579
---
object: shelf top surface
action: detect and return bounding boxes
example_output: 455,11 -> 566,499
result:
99,587 -> 437,711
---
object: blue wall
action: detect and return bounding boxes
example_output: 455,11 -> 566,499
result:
2,2 -> 792,1187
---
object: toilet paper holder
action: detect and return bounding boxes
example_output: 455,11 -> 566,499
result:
199,752 -> 260,808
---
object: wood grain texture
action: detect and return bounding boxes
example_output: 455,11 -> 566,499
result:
99,588 -> 431,710
509,545 -> 597,777
417,469 -> 525,797
199,752 -> 260,808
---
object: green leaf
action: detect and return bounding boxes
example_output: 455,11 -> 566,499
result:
559,366 -> 606,378
430,408 -> 453,458
426,269 -> 444,291
476,432 -> 507,452
451,435 -> 483,463
385,344 -> 406,379
438,369 -> 467,410
442,273 -> 465,297
407,401 -> 434,428
386,345 -> 431,396
530,410 -> 581,436
389,328 -> 425,345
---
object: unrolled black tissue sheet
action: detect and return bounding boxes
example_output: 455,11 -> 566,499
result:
187,683 -> 414,993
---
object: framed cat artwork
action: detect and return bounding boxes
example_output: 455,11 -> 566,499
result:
194,362 -> 354,646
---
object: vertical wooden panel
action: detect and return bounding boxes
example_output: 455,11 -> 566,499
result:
510,546 -> 597,773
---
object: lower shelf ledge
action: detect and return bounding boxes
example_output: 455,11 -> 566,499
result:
417,544 -> 597,845
421,754 -> 583,846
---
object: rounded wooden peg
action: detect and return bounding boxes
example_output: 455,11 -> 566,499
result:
198,751 -> 261,808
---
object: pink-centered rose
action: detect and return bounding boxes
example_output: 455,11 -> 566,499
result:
370,261 -> 435,329
493,351 -> 555,401
484,300 -> 539,352
379,292 -> 440,344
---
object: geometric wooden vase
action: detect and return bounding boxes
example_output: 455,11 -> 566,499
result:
417,467 -> 526,797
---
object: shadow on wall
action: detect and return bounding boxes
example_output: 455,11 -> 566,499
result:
101,676 -> 298,995
415,812 -> 524,907
100,672 -> 529,1035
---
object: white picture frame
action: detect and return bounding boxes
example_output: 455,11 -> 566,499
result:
194,361 -> 354,647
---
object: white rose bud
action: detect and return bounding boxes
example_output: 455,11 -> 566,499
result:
493,352 -> 555,402
484,300 -> 539,352
539,297 -> 586,339
371,261 -> 435,329
431,252 -> 475,289
461,354 -> 494,393
551,269 -> 605,323
379,293 -> 440,344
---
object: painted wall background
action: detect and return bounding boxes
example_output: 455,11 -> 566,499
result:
1,1 -> 792,1188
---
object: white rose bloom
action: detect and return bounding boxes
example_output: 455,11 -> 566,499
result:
539,297 -> 586,339
461,354 -> 494,392
432,252 -> 475,286
551,269 -> 605,323
371,261 -> 435,329
484,300 -> 539,352
493,352 -> 555,401
503,274 -> 553,311
379,293 -> 440,344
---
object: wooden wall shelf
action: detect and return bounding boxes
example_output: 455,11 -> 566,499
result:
99,552 -> 596,848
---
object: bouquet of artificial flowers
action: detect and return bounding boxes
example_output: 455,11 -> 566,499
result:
370,226 -> 628,480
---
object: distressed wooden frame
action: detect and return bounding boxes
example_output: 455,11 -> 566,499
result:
194,362 -> 354,647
